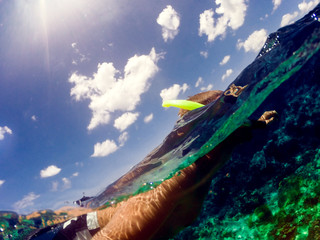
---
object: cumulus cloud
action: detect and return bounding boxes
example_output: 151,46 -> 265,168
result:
13,192 -> 40,212
118,131 -> 129,147
0,126 -> 12,140
272,0 -> 282,11
299,0 -> 320,12
199,9 -> 215,42
91,139 -> 118,157
220,55 -> 230,65
0,180 -> 5,187
91,131 -> 129,157
237,29 -> 268,53
280,0 -> 320,27
40,165 -> 61,178
281,12 -> 299,27
199,0 -> 248,42
195,77 -> 203,88
144,113 -> 153,123
200,51 -> 208,58
72,172 -> 79,177
160,83 -> 189,101
222,69 -> 233,81
69,48 -> 162,131
114,112 -> 139,132
31,115 -> 37,121
157,5 -> 180,42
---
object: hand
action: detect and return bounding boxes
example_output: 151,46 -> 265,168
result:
258,110 -> 278,125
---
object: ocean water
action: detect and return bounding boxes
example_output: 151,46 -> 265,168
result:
83,3 -> 320,210
1,3 -> 320,240
173,4 -> 320,240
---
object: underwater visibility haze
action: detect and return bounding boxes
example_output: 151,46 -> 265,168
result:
1,1 -> 320,239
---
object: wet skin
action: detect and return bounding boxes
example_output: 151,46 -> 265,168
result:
92,110 -> 277,239
26,87 -> 277,240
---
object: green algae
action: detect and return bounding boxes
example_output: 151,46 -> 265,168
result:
173,148 -> 320,240
0,210 -> 74,239
0,214 -> 35,240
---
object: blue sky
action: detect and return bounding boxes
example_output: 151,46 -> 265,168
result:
0,0 -> 319,214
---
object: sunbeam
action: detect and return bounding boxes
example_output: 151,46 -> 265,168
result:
39,0 -> 50,72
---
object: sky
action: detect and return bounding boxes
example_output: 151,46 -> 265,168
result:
0,0 -> 319,214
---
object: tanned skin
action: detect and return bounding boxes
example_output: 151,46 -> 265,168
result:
91,87 -> 277,239
28,88 -> 277,240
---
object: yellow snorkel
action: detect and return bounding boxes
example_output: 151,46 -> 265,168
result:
162,100 -> 205,110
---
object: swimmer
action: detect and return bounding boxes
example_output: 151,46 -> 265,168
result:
28,85 -> 277,240
177,90 -> 223,117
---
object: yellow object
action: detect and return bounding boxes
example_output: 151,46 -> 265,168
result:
162,100 -> 205,110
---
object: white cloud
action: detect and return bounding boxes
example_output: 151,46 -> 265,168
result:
280,0 -> 320,27
222,69 -> 233,81
199,0 -> 248,42
299,0 -> 320,13
31,115 -> 37,121
201,84 -> 214,91
157,5 -> 180,42
199,9 -> 215,42
69,48 -> 162,131
273,0 -> 282,11
160,83 -> 189,101
280,12 -> 299,27
0,126 -> 12,140
13,192 -> 40,211
195,77 -> 203,88
220,55 -> 230,65
237,29 -> 268,53
0,180 -> 5,187
200,51 -> 208,58
114,112 -> 139,132
40,165 -> 61,178
52,174 -> 76,192
195,77 -> 213,91
118,131 -> 129,147
91,139 -> 118,157
144,113 -> 153,123
62,177 -> 71,190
